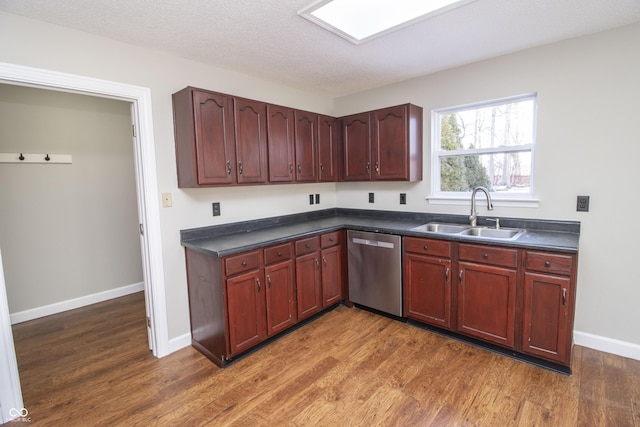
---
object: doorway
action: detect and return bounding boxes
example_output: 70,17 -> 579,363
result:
0,61 -> 168,423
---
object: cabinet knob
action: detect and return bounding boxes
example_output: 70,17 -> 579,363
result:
226,161 -> 232,175
423,245 -> 428,251
305,243 -> 311,249
483,253 -> 489,259
544,261 -> 551,267
241,261 -> 247,267
277,251 -> 282,257
238,161 -> 243,175
298,164 -> 302,174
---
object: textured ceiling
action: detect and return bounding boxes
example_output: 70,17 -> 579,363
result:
1,0 -> 639,97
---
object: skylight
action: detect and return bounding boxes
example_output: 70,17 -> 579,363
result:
299,0 -> 475,45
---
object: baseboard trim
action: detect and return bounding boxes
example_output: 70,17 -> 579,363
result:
574,330 -> 640,361
168,333 -> 192,355
9,282 -> 144,325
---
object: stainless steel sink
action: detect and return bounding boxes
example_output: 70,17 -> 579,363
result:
460,227 -> 524,240
410,223 -> 470,234
411,222 -> 524,241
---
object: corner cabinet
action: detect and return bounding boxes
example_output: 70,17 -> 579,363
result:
342,104 -> 422,182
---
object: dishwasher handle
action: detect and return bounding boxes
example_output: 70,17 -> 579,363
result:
352,237 -> 395,249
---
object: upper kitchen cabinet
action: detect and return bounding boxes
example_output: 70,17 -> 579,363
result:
266,104 -> 295,183
173,87 -> 236,187
342,104 -> 423,182
294,110 -> 318,182
233,97 -> 269,184
172,88 -> 268,187
341,112 -> 371,181
317,115 -> 339,182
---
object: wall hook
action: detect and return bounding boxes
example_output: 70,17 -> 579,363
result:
19,153 -> 24,161
45,154 -> 50,161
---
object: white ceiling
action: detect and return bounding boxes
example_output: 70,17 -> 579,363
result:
1,0 -> 639,97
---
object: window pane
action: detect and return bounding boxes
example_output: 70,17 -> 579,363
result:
440,98 -> 534,151
440,152 -> 531,193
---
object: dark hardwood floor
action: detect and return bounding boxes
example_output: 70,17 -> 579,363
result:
7,292 -> 640,426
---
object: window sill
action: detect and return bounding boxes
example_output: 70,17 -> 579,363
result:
426,196 -> 540,208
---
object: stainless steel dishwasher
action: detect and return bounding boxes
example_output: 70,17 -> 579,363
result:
347,230 -> 403,317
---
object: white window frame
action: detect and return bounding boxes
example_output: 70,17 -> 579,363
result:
429,93 -> 539,207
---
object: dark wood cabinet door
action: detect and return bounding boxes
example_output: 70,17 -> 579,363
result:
233,98 -> 268,184
265,260 -> 296,336
317,115 -> 338,182
372,105 -> 408,180
457,262 -> 517,348
267,105 -> 295,182
294,110 -> 318,182
321,245 -> 342,307
404,253 -> 452,329
342,112 -> 371,181
226,270 -> 266,355
191,90 -> 236,185
522,272 -> 571,364
295,252 -> 322,320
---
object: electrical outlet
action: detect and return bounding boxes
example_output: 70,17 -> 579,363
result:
400,193 -> 406,205
369,192 -> 374,203
315,194 -> 320,204
212,202 -> 221,216
309,194 -> 315,205
161,192 -> 172,208
577,195 -> 590,212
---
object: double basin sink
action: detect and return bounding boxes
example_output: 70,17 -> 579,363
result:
411,222 -> 525,241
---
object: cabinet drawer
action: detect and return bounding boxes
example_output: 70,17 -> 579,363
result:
264,242 -> 292,265
295,236 -> 319,256
225,250 -> 260,276
321,231 -> 340,248
459,244 -> 517,269
526,251 -> 574,276
404,237 -> 451,258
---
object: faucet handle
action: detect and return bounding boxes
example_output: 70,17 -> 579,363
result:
487,218 -> 500,229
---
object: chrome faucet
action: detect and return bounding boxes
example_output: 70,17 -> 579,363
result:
469,186 -> 493,227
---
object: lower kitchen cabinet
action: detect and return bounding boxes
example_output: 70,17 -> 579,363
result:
264,243 -> 296,336
295,250 -> 323,320
522,251 -> 577,365
404,237 -> 452,329
226,270 -> 267,355
320,232 -> 343,307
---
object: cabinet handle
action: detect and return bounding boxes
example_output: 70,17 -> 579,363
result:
238,161 -> 243,175
241,261 -> 247,267
329,237 -> 334,242
375,162 -> 380,174
459,270 -> 463,284
423,245 -> 428,251
483,253 -> 489,259
315,258 -> 320,269
256,278 -> 261,293
289,163 -> 293,173
562,288 -> 567,305
544,261 -> 551,267
366,162 -> 370,173
320,164 -> 325,172
445,268 -> 449,282
323,257 -> 327,266
277,251 -> 282,257
298,164 -> 302,174
306,243 -> 311,249
267,274 -> 272,288
226,161 -> 232,175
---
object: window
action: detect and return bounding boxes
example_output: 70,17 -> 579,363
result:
431,94 -> 537,202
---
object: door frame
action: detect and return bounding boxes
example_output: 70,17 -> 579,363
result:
0,62 -> 169,422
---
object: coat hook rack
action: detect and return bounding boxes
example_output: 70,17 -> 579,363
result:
0,153 -> 72,164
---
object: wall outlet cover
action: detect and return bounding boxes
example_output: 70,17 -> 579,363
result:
400,193 -> 406,204
315,193 -> 320,204
212,202 -> 221,216
309,194 -> 315,205
577,195 -> 590,212
369,192 -> 374,203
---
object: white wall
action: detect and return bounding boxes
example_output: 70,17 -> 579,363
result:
0,11 -> 336,339
0,84 -> 142,313
2,10 -> 638,349
334,23 -> 640,346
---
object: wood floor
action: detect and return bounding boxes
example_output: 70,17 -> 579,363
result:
8,292 -> 640,426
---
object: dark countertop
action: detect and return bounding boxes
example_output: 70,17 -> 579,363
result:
181,208 -> 580,257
